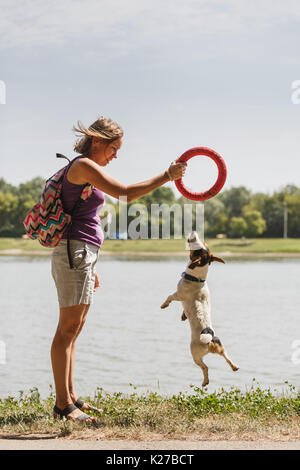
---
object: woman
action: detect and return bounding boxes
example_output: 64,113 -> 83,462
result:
51,117 -> 187,422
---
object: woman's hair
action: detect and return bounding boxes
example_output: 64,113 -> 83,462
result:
73,117 -> 123,155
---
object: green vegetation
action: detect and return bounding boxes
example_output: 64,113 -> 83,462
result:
0,237 -> 50,253
1,175 -> 300,239
0,177 -> 45,237
103,184 -> 300,239
0,382 -> 299,440
100,238 -> 300,253
0,237 -> 300,254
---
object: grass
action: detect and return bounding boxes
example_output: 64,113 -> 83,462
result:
0,237 -> 50,252
0,382 -> 299,441
0,237 -> 300,254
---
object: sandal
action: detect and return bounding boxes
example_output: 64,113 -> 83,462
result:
53,403 -> 96,422
74,399 -> 103,414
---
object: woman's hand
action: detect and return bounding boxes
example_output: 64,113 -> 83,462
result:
94,272 -> 100,292
167,161 -> 187,180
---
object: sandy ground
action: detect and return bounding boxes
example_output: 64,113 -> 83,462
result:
0,438 -> 300,450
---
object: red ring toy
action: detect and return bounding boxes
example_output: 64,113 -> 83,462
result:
175,147 -> 227,201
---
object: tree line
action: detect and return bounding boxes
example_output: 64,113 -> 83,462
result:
0,176 -> 299,238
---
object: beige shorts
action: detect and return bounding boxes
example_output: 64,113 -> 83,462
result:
51,239 -> 99,308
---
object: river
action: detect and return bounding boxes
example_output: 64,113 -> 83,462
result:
0,255 -> 299,398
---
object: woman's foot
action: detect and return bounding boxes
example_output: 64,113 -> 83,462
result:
53,403 -> 96,423
73,398 -> 103,414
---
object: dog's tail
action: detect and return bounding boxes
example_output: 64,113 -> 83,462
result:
200,327 -> 214,344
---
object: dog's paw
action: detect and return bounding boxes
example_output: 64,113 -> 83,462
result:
202,379 -> 209,387
160,302 -> 169,309
232,365 -> 239,372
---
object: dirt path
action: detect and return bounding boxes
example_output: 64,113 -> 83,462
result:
0,438 -> 300,450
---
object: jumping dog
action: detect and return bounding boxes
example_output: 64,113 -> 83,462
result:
160,232 -> 239,386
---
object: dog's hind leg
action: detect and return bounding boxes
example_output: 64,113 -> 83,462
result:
209,338 -> 239,372
160,292 -> 181,309
190,341 -> 209,387
222,349 -> 239,371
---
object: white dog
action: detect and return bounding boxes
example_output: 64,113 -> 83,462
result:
161,232 -> 239,387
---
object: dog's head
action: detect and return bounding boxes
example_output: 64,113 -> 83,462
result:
187,232 -> 225,269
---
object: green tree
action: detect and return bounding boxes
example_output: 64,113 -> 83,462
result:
228,217 -> 247,238
0,191 -> 19,234
247,192 -> 284,237
15,177 -> 45,236
243,208 -> 267,237
219,186 -> 251,218
284,194 -> 300,237
18,177 -> 45,201
0,178 -> 18,195
203,198 -> 228,236
0,177 -> 45,236
133,187 -> 177,238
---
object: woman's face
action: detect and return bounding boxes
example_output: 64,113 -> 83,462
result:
91,137 -> 122,166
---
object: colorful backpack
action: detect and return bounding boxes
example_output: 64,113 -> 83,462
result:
23,154 -> 93,249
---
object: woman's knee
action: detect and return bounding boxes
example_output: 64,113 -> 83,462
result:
55,304 -> 89,343
54,322 -> 81,344
73,305 -> 90,337
56,317 -> 82,342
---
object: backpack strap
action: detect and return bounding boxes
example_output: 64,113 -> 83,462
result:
66,183 -> 93,269
56,153 -> 71,163
58,154 -> 94,269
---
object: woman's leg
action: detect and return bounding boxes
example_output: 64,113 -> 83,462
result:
68,304 -> 90,405
67,305 -> 103,413
51,303 -> 92,419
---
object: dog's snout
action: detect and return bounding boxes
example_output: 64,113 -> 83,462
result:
187,232 -> 208,252
187,231 -> 199,242
187,235 -> 197,244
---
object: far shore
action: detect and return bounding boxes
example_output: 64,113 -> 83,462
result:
1,249 -> 300,258
0,237 -> 300,258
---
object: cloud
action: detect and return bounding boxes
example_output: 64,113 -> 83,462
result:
0,0 -> 300,52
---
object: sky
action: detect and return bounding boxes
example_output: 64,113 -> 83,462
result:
0,0 -> 300,196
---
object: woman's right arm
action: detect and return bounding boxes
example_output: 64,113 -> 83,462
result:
67,158 -> 186,202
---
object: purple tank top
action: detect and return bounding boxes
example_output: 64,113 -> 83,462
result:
61,156 -> 105,248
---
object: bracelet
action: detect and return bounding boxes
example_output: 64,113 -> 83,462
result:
166,169 -> 173,181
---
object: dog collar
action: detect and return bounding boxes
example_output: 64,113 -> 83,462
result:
182,272 -> 206,283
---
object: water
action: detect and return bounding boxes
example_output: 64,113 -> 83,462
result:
0,255 -> 299,398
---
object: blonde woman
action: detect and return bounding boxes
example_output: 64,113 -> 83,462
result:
51,117 -> 187,422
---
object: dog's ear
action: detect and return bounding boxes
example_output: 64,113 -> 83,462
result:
210,254 -> 225,264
